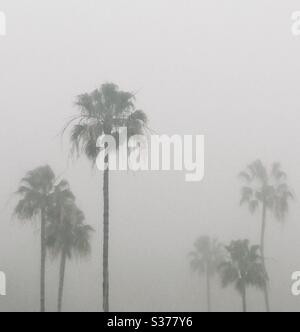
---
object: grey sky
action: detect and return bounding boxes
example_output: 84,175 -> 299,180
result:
1,0 -> 300,311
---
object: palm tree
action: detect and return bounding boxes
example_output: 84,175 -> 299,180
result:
64,83 -> 148,312
47,202 -> 93,312
219,240 -> 267,312
14,165 -> 56,312
239,160 -> 293,311
189,236 -> 224,312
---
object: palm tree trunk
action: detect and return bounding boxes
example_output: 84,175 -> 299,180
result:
58,249 -> 67,312
242,284 -> 247,313
260,203 -> 270,312
102,165 -> 110,312
206,267 -> 211,312
40,208 -> 46,313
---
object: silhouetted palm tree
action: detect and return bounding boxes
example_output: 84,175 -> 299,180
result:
239,160 -> 293,311
219,240 -> 267,312
189,236 -> 224,312
64,83 -> 148,312
47,201 -> 93,312
14,165 -> 56,312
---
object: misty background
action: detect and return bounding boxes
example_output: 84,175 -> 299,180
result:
1,0 -> 300,312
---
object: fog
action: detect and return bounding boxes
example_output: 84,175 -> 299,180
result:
1,0 -> 300,312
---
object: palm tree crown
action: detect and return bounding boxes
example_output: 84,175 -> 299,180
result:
240,160 -> 293,221
190,236 -> 224,277
47,203 -> 93,259
66,83 -> 148,163
219,240 -> 267,293
14,165 -> 56,220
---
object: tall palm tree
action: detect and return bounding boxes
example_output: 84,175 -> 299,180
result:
64,83 -> 148,312
189,236 -> 224,312
239,160 -> 293,311
219,240 -> 267,312
14,165 -> 56,312
47,202 -> 93,312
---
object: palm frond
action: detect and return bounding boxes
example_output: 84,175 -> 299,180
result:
247,160 -> 267,184
272,163 -> 287,181
240,186 -> 253,205
219,262 -> 239,288
249,200 -> 259,214
239,171 -> 252,182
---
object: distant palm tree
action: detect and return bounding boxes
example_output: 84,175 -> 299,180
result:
64,83 -> 148,312
47,201 -> 93,312
219,240 -> 267,312
189,236 -> 224,312
14,165 -> 56,312
239,160 -> 293,312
